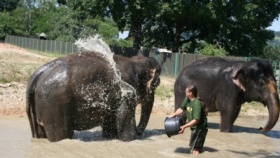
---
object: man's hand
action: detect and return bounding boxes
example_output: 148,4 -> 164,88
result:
168,108 -> 183,118
167,114 -> 174,118
179,126 -> 185,134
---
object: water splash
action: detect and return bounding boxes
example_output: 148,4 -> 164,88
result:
75,35 -> 111,55
75,35 -> 136,97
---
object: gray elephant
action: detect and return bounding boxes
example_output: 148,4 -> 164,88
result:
26,51 -> 161,142
174,57 -> 280,132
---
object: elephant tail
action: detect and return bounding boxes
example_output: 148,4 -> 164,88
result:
26,60 -> 59,138
26,67 -> 45,138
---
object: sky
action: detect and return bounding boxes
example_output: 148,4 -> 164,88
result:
267,17 -> 280,31
118,31 -> 129,39
119,16 -> 280,39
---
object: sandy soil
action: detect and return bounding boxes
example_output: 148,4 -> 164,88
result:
0,43 -> 267,117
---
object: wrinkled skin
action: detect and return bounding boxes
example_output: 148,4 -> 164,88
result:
26,52 -> 161,142
175,57 -> 280,132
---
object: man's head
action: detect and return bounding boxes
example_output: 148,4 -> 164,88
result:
185,85 -> 198,98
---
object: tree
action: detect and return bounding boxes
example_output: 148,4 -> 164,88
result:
0,12 -> 15,39
86,0 -> 280,56
0,0 -> 20,12
262,45 -> 280,60
106,0 -> 159,51
56,0 -> 131,44
141,0 -> 280,56
7,1 -> 33,36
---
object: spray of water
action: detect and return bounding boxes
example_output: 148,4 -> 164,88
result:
75,35 -> 136,97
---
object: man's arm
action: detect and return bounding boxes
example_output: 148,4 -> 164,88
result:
179,119 -> 200,133
168,108 -> 183,118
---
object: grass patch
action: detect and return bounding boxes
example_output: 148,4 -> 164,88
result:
28,49 -> 66,58
0,62 -> 41,83
241,101 -> 266,113
155,84 -> 174,100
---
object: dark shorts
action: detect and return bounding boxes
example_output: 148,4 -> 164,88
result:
189,128 -> 208,151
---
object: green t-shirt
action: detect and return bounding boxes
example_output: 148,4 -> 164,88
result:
180,97 -> 208,131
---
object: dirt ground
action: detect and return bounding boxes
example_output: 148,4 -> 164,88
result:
0,43 -> 268,117
0,43 -> 52,115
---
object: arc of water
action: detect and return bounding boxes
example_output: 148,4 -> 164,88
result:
75,35 -> 136,97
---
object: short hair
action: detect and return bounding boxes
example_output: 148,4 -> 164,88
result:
186,85 -> 197,97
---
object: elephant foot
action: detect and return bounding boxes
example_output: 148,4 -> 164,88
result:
102,131 -> 117,139
118,132 -> 136,142
136,130 -> 144,136
219,127 -> 233,132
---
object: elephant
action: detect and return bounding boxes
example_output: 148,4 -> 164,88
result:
26,51 -> 161,142
174,57 -> 280,133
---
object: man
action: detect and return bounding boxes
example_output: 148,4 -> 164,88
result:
168,85 -> 208,154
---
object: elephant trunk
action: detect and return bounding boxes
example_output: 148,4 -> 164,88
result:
260,84 -> 280,132
136,93 -> 154,135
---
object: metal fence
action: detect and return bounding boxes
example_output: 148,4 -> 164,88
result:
5,35 -> 77,54
4,35 -> 280,90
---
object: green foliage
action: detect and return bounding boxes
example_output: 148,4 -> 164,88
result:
105,38 -> 133,47
102,0 -> 280,56
262,45 -> 280,60
199,42 -> 228,56
116,39 -> 133,47
181,40 -> 228,56
0,12 -> 15,38
2,0 -> 280,58
0,0 -> 20,12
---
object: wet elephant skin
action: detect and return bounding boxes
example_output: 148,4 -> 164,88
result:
26,52 -> 161,142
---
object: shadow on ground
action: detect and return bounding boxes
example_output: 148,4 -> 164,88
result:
174,146 -> 218,154
72,128 -> 166,142
228,149 -> 280,158
208,122 -> 280,139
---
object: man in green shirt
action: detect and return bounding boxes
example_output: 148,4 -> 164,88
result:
168,85 -> 208,155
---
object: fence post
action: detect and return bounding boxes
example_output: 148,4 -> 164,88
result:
154,50 -> 159,61
60,41 -> 62,54
66,42 -> 68,54
275,61 -> 280,93
174,52 -> 179,78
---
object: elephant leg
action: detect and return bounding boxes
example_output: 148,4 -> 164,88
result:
102,112 -> 118,139
43,119 -> 74,142
116,95 -> 137,141
136,99 -> 153,135
35,120 -> 47,138
40,107 -> 73,142
220,104 -> 241,132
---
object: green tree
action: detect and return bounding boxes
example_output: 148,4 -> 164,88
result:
262,45 -> 280,60
55,0 -> 129,44
142,0 -> 280,56
0,0 -> 20,12
8,0 -> 38,36
0,12 -> 15,39
81,0 -> 280,56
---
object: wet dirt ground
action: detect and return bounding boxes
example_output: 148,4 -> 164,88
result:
0,114 -> 279,158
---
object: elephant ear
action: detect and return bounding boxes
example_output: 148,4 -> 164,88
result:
231,66 -> 246,92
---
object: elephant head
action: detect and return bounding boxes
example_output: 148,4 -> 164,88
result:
128,55 -> 161,135
231,59 -> 280,132
135,57 -> 161,135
